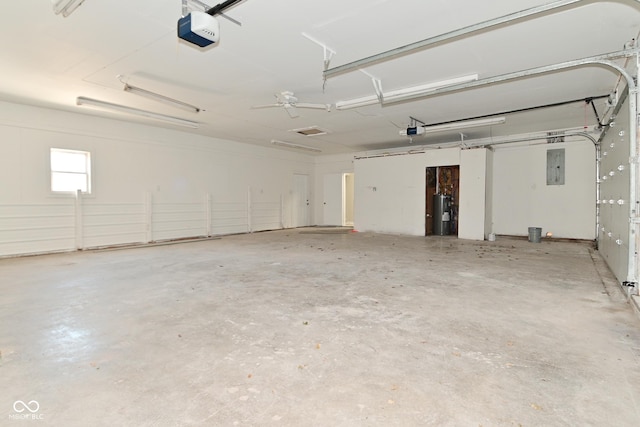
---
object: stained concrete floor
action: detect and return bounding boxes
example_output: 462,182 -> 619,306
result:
2,229 -> 640,426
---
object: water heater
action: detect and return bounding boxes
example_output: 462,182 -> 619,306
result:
433,194 -> 452,236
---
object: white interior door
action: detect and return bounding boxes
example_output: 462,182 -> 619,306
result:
344,173 -> 355,226
292,174 -> 310,227
323,173 -> 343,226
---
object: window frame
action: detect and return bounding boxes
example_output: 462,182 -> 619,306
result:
50,148 -> 92,194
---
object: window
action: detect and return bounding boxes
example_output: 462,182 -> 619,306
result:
50,148 -> 91,193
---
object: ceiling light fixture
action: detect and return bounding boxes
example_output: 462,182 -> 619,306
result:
76,97 -> 200,129
399,116 -> 506,136
336,74 -> 478,110
123,84 -> 201,113
52,0 -> 86,17
271,140 -> 321,153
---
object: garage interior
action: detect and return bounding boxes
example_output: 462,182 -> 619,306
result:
1,0 -> 640,425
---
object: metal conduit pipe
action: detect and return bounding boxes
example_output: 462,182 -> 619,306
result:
634,55 -> 639,287
205,0 -> 243,16
418,95 -> 609,129
355,131 -> 597,154
323,0 -> 640,79
382,50 -> 638,105
628,55 -> 639,286
596,142 -> 602,249
466,130 -> 597,148
355,130 -> 597,156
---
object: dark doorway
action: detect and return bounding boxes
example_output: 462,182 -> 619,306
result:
425,166 -> 460,236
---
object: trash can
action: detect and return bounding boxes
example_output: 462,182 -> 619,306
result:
528,227 -> 542,243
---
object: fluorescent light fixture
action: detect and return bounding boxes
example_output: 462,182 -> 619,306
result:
52,0 -> 86,17
399,116 -> 506,136
271,140 -> 321,153
124,84 -> 201,113
335,95 -> 379,110
76,97 -> 200,129
336,74 -> 478,110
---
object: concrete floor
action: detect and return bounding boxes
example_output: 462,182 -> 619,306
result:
2,229 -> 640,426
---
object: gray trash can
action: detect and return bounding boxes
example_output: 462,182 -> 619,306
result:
528,227 -> 542,243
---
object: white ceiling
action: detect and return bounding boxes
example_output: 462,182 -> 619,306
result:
1,0 -> 638,155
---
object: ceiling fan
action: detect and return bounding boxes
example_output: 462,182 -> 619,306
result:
252,91 -> 330,118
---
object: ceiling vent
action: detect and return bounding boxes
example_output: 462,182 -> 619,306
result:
289,126 -> 329,137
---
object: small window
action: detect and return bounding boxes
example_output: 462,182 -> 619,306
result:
51,148 -> 91,193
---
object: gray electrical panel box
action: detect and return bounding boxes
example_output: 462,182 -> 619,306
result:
547,148 -> 565,185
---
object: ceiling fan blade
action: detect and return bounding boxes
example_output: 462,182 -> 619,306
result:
284,104 -> 299,118
251,103 -> 282,109
296,102 -> 331,111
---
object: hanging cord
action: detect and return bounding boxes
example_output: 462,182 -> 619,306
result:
584,98 -> 588,130
586,98 -> 605,129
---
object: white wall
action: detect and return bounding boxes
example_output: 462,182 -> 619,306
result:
350,138 -> 597,241
344,173 -> 355,225
354,149 -> 461,236
0,101 -> 314,256
491,139 -> 596,239
313,154 -> 354,225
458,148 -> 487,240
0,99 -> 608,257
485,149 -> 494,238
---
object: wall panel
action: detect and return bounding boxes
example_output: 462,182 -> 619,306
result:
0,203 -> 75,256
458,148 -> 487,240
0,101 -> 313,257
211,201 -> 249,236
251,201 -> 282,232
82,202 -> 146,248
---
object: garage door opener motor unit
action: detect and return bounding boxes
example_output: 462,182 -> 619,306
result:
178,11 -> 219,47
